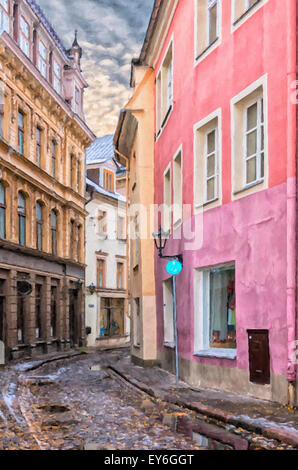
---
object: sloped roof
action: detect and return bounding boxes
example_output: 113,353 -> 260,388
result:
86,134 -> 115,164
86,178 -> 126,203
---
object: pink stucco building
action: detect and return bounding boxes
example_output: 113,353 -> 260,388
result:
136,0 -> 298,405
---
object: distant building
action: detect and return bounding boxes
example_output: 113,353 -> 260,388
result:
0,0 -> 95,361
85,135 -> 129,348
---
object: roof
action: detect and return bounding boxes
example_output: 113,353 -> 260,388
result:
139,0 -> 163,65
86,134 -> 115,164
86,178 -> 126,203
26,0 -> 69,60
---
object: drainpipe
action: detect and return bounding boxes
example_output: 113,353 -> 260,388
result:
286,0 -> 297,405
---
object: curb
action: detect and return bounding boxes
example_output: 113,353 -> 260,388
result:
110,365 -> 298,448
13,350 -> 87,373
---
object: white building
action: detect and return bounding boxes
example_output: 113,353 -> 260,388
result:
85,135 -> 129,347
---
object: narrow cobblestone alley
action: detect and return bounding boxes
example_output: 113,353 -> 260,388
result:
0,348 -> 295,451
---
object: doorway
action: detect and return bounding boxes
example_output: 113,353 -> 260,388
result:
248,330 -> 270,385
69,289 -> 78,347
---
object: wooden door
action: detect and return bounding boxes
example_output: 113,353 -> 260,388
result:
247,330 -> 270,385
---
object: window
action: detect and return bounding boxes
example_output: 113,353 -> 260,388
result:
134,298 -> 141,347
163,278 -> 174,346
70,155 -> 76,189
69,220 -> 74,258
194,264 -> 236,356
103,169 -> 114,192
0,104 -> 4,139
173,150 -> 182,227
163,166 -> 171,233
233,0 -> 263,25
38,41 -> 47,78
36,202 -> 43,251
231,77 -> 267,196
20,16 -> 30,57
133,214 -> 140,268
98,210 -> 107,234
0,182 -> 6,239
18,111 -> 25,155
0,0 -> 9,34
36,127 -> 41,167
207,0 -> 218,46
116,263 -> 124,289
156,41 -> 173,133
194,110 -> 221,210
35,284 -> 42,339
50,286 -> 57,337
97,259 -> 105,288
53,61 -> 61,95
245,99 -> 264,185
76,224 -> 81,261
195,0 -> 221,61
18,192 -> 26,246
117,215 -> 126,240
17,285 -> 25,344
51,210 -> 57,255
51,141 -> 57,178
75,87 -> 80,114
205,129 -> 218,202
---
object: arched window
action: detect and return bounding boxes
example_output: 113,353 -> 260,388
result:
0,182 -> 6,240
51,210 -> 57,255
18,192 -> 26,246
36,202 -> 43,251
76,224 -> 81,262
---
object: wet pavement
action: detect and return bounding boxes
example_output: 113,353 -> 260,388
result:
0,348 -> 296,450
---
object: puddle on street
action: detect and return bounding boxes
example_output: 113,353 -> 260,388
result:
90,365 -> 103,371
162,414 -> 235,450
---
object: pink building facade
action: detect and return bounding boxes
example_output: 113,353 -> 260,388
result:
141,0 -> 298,404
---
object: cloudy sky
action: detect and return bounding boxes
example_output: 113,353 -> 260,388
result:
38,0 -> 154,137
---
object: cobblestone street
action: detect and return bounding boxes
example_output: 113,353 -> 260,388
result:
0,349 -> 296,451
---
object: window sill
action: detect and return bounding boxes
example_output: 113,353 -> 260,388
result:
233,178 -> 264,196
233,1 -> 261,27
164,342 -> 175,349
155,105 -> 173,142
195,37 -> 219,64
195,197 -> 219,210
194,349 -> 237,360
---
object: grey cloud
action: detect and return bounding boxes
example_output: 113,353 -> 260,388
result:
38,0 -> 154,136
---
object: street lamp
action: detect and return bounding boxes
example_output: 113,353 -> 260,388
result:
88,283 -> 96,295
152,225 -> 183,386
152,226 -> 183,265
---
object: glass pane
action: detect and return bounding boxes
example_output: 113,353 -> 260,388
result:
37,224 -> 42,250
247,103 -> 257,131
208,4 -> 217,44
18,193 -> 25,211
52,230 -> 57,255
18,112 -> 24,127
19,131 -> 24,155
207,154 -> 215,177
207,130 -> 216,154
51,211 -> 57,228
261,125 -> 264,152
261,152 -> 265,178
246,130 -> 257,156
36,203 -> 42,221
0,208 -> 5,239
207,177 -> 215,201
246,157 -> 257,184
0,183 -> 4,204
209,268 -> 236,349
19,216 -> 25,245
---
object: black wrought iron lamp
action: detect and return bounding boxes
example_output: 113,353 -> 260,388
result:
88,283 -> 96,295
152,226 -> 183,265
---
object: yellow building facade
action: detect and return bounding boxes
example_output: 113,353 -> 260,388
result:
0,0 -> 95,361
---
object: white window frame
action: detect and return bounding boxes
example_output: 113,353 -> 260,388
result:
204,127 -> 218,203
163,278 -> 175,348
194,0 -> 222,66
194,263 -> 237,360
207,0 -> 218,47
173,146 -> 183,228
244,97 -> 264,186
155,37 -> 174,138
231,0 -> 268,32
20,16 -> 30,58
0,0 -> 9,34
38,41 -> 47,79
163,163 -> 172,234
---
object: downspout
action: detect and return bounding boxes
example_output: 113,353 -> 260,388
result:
114,148 -> 131,322
286,0 -> 297,405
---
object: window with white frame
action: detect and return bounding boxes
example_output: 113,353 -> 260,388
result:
244,98 -> 264,185
173,149 -> 182,227
163,166 -> 171,234
194,112 -> 220,209
38,41 -> 47,78
74,87 -> 80,114
53,60 -> 62,95
134,297 -> 141,347
194,264 -> 236,354
0,0 -> 9,33
156,41 -> 173,134
20,16 -> 30,58
163,278 -> 174,345
195,0 -> 220,60
233,0 -> 262,24
231,80 -> 266,195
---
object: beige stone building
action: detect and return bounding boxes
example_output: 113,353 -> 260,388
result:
114,62 -> 157,366
0,0 -> 95,361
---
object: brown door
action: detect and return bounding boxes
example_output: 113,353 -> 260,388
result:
247,330 -> 270,385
